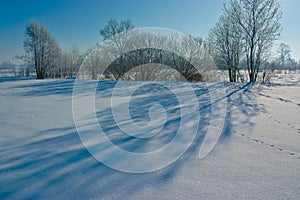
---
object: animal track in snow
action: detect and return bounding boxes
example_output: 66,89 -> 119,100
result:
261,111 -> 299,134
257,92 -> 293,104
234,130 -> 299,160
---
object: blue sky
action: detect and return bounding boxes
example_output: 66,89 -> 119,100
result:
0,0 -> 299,63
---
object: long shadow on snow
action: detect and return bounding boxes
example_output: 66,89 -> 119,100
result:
0,81 -> 265,199
9,79 -> 76,97
221,83 -> 267,140
0,76 -> 34,83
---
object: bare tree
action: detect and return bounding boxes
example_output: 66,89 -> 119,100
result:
100,19 -> 134,40
122,32 -> 174,81
208,11 -> 243,82
23,21 -> 61,79
115,33 -> 207,82
91,19 -> 212,82
61,47 -> 83,78
227,0 -> 282,82
277,43 -> 291,69
98,19 -> 134,79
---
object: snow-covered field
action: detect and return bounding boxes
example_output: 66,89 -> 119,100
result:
0,76 -> 299,199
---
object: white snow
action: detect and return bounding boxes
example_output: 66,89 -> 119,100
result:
0,76 -> 299,199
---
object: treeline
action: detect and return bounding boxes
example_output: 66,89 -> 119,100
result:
79,20 -> 214,81
22,0 -> 299,82
207,0 -> 300,82
23,20 -> 216,82
23,21 -> 83,79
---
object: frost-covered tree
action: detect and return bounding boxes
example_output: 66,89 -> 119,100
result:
61,47 -> 83,78
93,19 -> 211,81
99,18 -> 134,40
227,0 -> 282,82
208,11 -> 243,82
277,43 -> 291,69
23,21 -> 61,79
98,19 -> 134,79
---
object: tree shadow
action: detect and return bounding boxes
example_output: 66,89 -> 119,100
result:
0,80 -> 267,199
221,83 -> 267,140
9,79 -> 76,97
0,76 -> 34,83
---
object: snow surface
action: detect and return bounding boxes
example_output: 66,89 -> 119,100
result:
0,76 -> 299,199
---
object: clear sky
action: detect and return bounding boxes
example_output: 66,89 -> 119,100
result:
0,0 -> 299,63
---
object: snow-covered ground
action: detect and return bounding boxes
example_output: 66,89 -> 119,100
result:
0,76 -> 299,199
